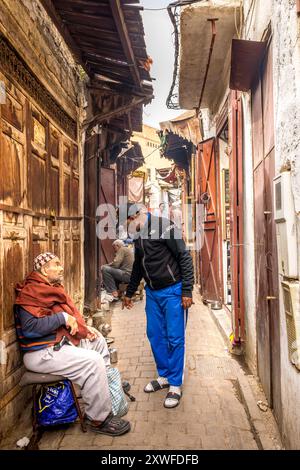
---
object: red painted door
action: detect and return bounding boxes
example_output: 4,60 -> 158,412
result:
197,138 -> 222,302
252,42 -> 281,424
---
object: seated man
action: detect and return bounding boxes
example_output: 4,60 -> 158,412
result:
14,252 -> 130,436
101,240 -> 134,300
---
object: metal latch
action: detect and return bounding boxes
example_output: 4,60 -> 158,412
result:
266,296 -> 277,300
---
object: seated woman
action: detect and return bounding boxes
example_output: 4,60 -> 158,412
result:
101,240 -> 134,300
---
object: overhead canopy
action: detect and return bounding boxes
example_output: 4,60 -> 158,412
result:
160,110 -> 201,146
41,0 -> 153,98
40,0 -> 154,137
179,0 -> 241,112
230,39 -> 267,91
159,132 -> 193,171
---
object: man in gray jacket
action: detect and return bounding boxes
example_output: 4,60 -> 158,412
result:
101,240 -> 134,300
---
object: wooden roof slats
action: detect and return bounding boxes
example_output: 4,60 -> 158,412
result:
56,0 -> 111,14
120,0 -> 141,4
90,70 -> 138,88
84,53 -> 129,68
67,24 -> 120,42
58,11 -> 117,29
42,0 -> 152,132
47,0 -> 151,90
77,43 -> 127,62
87,62 -> 130,80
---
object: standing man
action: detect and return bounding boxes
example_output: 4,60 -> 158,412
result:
101,240 -> 134,300
122,204 -> 194,408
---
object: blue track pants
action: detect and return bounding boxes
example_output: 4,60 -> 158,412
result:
145,282 -> 188,387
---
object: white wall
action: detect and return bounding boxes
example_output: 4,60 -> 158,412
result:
245,0 -> 300,449
241,93 -> 257,374
272,0 -> 300,450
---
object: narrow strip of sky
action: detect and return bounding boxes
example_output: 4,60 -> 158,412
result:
140,0 -> 182,129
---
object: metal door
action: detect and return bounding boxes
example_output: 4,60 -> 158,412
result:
252,43 -> 281,423
197,138 -> 222,302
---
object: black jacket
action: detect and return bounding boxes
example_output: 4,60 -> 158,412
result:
126,215 -> 194,298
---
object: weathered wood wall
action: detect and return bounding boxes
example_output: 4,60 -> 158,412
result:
0,0 -> 83,440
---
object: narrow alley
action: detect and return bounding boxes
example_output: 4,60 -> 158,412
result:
0,0 -> 300,457
7,295 -> 279,451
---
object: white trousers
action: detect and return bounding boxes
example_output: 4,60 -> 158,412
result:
23,336 -> 112,422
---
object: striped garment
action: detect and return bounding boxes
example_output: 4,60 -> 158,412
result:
14,305 -> 57,352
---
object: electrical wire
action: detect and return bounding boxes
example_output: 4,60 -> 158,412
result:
144,147 -> 160,159
143,0 -> 201,11
117,145 -> 160,162
143,7 -> 168,10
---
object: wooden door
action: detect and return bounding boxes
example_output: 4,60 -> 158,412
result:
197,138 -> 222,302
0,76 -> 28,426
100,167 -> 116,268
252,43 -> 281,423
230,91 -> 245,342
0,66 -> 82,435
84,133 -> 99,308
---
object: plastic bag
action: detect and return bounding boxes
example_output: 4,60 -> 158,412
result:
107,367 -> 129,417
37,380 -> 78,426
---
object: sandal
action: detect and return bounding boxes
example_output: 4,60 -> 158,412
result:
86,413 -> 131,436
164,392 -> 182,409
144,379 -> 169,393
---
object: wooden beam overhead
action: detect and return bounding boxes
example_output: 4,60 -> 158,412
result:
89,81 -> 153,99
109,0 -> 142,90
85,96 -> 146,128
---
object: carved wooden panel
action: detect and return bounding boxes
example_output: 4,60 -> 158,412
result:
0,57 -> 82,427
0,75 -> 26,208
30,108 -> 47,214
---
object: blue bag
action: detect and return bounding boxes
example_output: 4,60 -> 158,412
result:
37,380 -> 78,426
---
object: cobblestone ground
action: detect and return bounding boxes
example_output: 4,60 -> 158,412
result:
1,295 -> 282,450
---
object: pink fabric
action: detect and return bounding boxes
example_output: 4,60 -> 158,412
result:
128,176 -> 144,203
